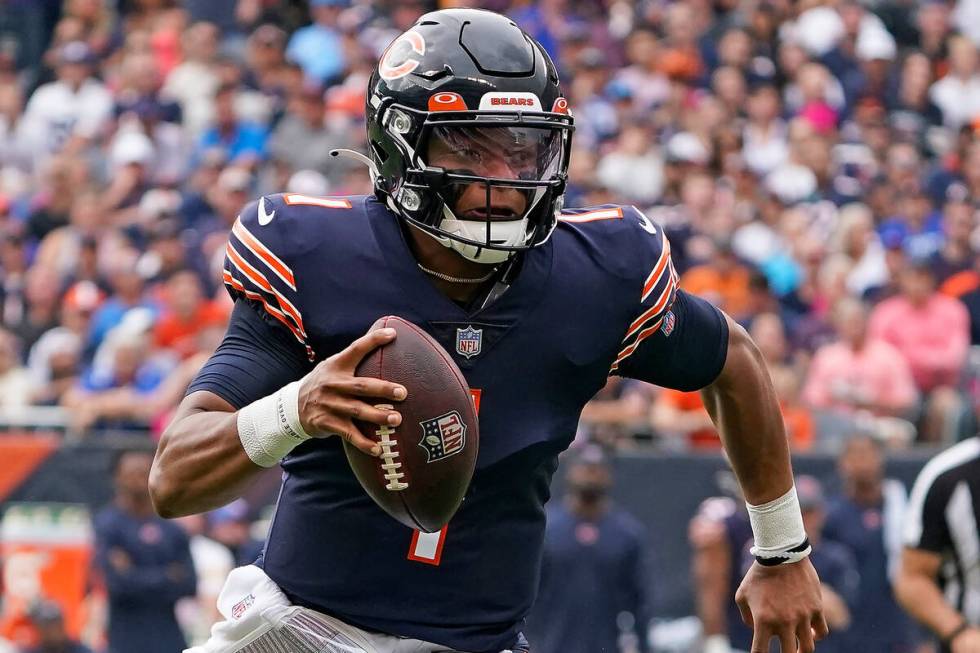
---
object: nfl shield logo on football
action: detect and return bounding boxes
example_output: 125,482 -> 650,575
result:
455,326 -> 482,359
418,411 -> 467,463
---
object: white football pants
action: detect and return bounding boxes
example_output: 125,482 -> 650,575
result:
185,565 -> 524,653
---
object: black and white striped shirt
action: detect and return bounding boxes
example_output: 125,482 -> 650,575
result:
904,438 -> 980,628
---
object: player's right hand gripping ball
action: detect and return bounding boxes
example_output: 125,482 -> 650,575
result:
347,316 -> 479,533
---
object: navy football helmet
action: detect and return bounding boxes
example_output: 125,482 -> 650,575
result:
363,8 -> 573,264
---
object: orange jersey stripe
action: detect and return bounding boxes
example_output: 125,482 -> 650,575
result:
223,273 -> 298,339
232,219 -> 296,290
641,234 -> 671,301
625,277 -> 676,340
610,319 -> 667,372
225,244 -> 307,336
223,272 -> 315,360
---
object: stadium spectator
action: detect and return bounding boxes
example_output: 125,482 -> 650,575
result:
25,156 -> 90,243
804,297 -> 918,446
93,449 -> 195,653
526,447 -> 650,653
742,82 -> 789,177
267,81 -> 352,189
21,600 -> 92,653
285,0 -> 347,86
0,232 -> 28,330
160,21 -> 220,138
9,267 -> 61,354
928,189 -> 977,283
64,313 -> 176,432
86,250 -> 157,353
929,35 -> 980,130
244,25 -> 289,97
32,190 -> 122,284
153,271 -> 227,359
0,327 -> 30,408
596,122 -> 664,204
18,41 -> 112,171
650,388 -> 718,450
831,203 -> 889,297
194,82 -> 269,167
868,261 -> 970,442
205,498 -> 263,568
823,435 -> 921,653
577,377 -> 655,449
943,251 -> 980,345
0,81 -> 30,176
679,240 -> 752,321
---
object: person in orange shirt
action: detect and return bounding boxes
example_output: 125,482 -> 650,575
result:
651,387 -> 720,449
680,241 -> 752,321
153,271 -> 228,359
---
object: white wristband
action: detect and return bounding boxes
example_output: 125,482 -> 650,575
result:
237,380 -> 311,467
746,486 -> 811,565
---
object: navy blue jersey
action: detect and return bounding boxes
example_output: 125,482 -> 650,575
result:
93,506 -> 196,653
188,194 -> 729,652
824,492 -> 919,653
527,503 -> 650,653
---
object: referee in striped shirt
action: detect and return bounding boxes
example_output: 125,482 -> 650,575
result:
896,437 -> 980,653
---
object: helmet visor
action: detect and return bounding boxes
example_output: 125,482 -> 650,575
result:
426,125 -> 564,183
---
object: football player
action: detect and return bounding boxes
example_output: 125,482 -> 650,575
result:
150,9 -> 826,653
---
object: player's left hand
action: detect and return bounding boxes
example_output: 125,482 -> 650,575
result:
735,558 -> 828,653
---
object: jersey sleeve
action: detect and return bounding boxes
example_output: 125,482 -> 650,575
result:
222,193 -> 316,361
186,300 -> 314,409
611,207 -> 729,390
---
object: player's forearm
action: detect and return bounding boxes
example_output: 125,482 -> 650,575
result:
700,318 -> 793,505
150,392 -> 265,518
894,565 -> 965,638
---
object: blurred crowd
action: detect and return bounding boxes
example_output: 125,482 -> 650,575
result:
0,0 -> 978,450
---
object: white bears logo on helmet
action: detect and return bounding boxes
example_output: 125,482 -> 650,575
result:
379,31 -> 426,81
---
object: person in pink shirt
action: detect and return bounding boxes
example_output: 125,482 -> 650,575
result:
803,297 -> 918,446
867,262 -> 970,442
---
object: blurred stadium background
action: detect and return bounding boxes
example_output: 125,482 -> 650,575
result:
0,0 -> 978,651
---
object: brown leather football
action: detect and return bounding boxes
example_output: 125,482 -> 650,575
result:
347,315 -> 479,533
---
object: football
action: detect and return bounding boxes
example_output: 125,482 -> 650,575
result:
346,315 -> 479,533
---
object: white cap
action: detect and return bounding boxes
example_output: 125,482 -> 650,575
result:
287,169 -> 330,197
138,188 -> 181,219
765,164 -> 817,204
110,130 -> 155,167
217,166 -> 252,192
856,25 -> 896,61
791,7 -> 844,56
666,132 -> 710,165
